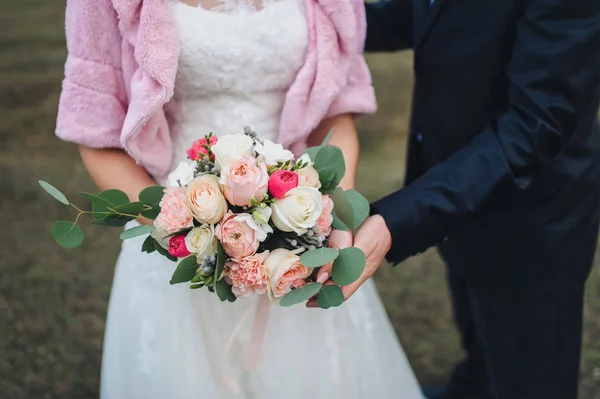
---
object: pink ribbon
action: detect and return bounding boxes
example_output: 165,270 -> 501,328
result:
222,295 -> 271,395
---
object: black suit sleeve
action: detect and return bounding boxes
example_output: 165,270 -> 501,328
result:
372,0 -> 600,263
364,0 -> 414,52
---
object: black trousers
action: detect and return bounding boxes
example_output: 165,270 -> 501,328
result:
437,186 -> 598,399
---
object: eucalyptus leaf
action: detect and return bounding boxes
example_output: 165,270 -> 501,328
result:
321,128 -> 335,146
92,189 -> 130,220
345,190 -> 370,230
39,181 -> 69,205
139,186 -> 165,205
300,248 -> 339,268
332,212 -> 351,231
142,235 -> 157,253
51,221 -> 84,248
90,218 -> 129,227
319,171 -> 337,192
317,285 -> 345,309
120,224 -> 155,240
215,278 -> 233,301
215,241 -> 226,281
78,192 -> 113,208
279,282 -> 323,307
303,145 -> 323,162
331,247 -> 366,285
113,202 -> 144,218
333,187 -> 354,233
141,203 -> 161,220
314,146 -> 346,189
170,256 -> 198,284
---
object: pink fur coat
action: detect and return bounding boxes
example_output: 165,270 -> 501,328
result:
56,0 -> 376,177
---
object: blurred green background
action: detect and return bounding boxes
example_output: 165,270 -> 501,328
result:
1,1 -> 599,398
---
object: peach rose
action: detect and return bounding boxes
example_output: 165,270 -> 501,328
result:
221,156 -> 269,207
224,251 -> 270,298
216,211 -> 259,258
263,248 -> 312,298
186,175 -> 228,225
314,195 -> 334,236
297,154 -> 322,189
155,186 -> 194,234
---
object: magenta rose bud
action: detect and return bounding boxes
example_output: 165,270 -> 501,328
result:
186,135 -> 218,161
268,170 -> 299,199
168,234 -> 191,258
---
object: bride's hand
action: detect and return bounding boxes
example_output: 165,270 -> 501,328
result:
306,228 -> 353,307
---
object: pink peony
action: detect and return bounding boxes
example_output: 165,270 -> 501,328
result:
186,135 -> 218,161
221,156 -> 269,207
168,234 -> 191,258
314,195 -> 334,236
155,186 -> 194,234
268,170 -> 299,199
216,211 -> 259,258
224,252 -> 270,298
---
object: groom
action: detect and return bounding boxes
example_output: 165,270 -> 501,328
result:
345,0 -> 599,398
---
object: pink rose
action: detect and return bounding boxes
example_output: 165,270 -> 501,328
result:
315,195 -> 334,236
224,252 -> 270,298
216,211 -> 259,258
155,186 -> 194,234
221,156 -> 269,207
168,234 -> 191,258
187,135 -> 218,161
268,170 -> 299,199
263,249 -> 312,298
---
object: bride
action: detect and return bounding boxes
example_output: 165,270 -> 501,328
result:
56,0 -> 423,397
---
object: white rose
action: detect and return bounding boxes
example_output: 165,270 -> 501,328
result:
254,139 -> 295,166
296,154 -> 321,189
185,225 -> 217,262
234,206 -> 273,242
270,186 -> 324,235
211,134 -> 255,172
167,161 -> 196,187
263,248 -> 312,298
151,223 -> 170,250
186,175 -> 228,225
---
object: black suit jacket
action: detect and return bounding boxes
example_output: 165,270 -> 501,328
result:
366,0 -> 600,264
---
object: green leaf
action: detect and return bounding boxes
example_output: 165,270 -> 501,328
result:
113,202 -> 144,218
300,248 -> 339,268
331,212 -> 351,231
120,224 -> 155,240
279,282 -> 323,307
90,218 -> 129,227
142,235 -> 157,253
321,128 -> 335,146
155,240 -> 177,262
333,187 -> 354,233
141,203 -> 161,220
318,171 -> 337,192
139,186 -> 165,205
92,189 -> 130,220
331,247 -> 366,285
215,278 -> 233,301
317,285 -> 345,309
227,289 -> 237,302
51,221 -> 84,248
78,192 -> 113,208
303,145 -> 323,162
170,256 -> 198,284
314,146 -> 346,190
345,190 -> 370,230
39,181 -> 69,205
215,241 -> 226,281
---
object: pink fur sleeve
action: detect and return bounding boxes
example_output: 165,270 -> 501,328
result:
55,0 -> 127,148
326,0 -> 377,118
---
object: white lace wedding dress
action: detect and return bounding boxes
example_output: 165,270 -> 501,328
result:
100,0 -> 423,398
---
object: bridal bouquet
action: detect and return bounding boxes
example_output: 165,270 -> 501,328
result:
40,128 -> 370,309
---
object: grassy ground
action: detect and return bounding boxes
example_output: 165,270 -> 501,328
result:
1,1 -> 599,398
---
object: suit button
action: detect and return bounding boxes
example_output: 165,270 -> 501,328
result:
416,132 -> 423,142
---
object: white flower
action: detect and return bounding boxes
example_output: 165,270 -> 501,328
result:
185,225 -> 217,262
151,223 -> 171,250
211,134 -> 255,172
270,186 -> 324,235
167,161 -> 196,187
296,154 -> 321,189
254,139 -> 295,166
186,175 -> 228,225
234,207 -> 273,242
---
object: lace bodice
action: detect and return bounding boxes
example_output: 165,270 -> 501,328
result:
166,0 -> 309,175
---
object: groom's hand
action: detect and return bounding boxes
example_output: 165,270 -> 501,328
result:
307,215 -> 392,307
